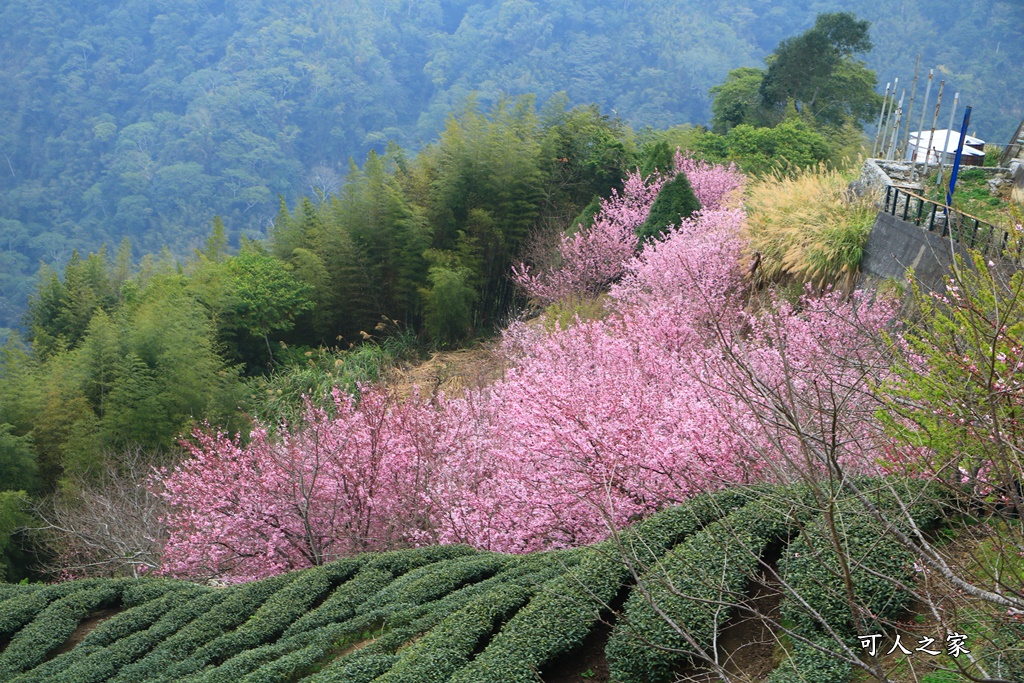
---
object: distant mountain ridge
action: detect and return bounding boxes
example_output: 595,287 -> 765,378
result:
0,0 -> 1020,331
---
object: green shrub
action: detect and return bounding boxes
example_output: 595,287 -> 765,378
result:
106,573 -> 297,683
0,580 -> 101,637
0,581 -> 126,678
304,556 -> 568,683
637,172 -> 701,241
765,634 -> 853,683
11,584 -> 204,683
157,565 -> 353,680
765,481 -> 946,683
449,489 -> 756,683
41,590 -> 225,683
606,489 -> 818,683
356,553 -> 510,615
375,583 -> 533,683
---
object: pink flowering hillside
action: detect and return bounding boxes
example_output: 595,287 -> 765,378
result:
156,157 -> 897,580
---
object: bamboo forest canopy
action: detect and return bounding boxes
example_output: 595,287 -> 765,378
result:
0,0 -> 1021,334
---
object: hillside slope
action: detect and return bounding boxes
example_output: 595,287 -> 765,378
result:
0,482 -> 959,683
1,0 -> 1021,332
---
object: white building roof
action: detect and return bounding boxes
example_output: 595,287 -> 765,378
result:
908,129 -> 985,153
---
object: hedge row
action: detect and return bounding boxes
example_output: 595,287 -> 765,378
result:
31,590 -> 226,683
0,583 -> 35,602
447,488 -> 758,683
0,581 -> 127,678
177,548 -> 491,683
153,560 -> 367,681
11,584 -> 205,683
377,583 -> 534,683
355,552 -> 511,616
765,480 -> 947,683
0,580 -> 110,638
119,579 -> 203,608
606,487 -> 819,683
105,572 -> 299,683
282,545 -> 478,640
304,555 -> 571,683
197,548 -> 518,682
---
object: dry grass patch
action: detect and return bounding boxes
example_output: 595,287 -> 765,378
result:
745,165 -> 876,290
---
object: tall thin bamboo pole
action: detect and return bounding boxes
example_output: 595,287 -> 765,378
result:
922,80 -> 944,178
879,77 -> 899,158
886,89 -> 906,161
873,81 -> 892,157
912,69 -> 934,178
900,55 -> 921,159
937,92 -> 959,187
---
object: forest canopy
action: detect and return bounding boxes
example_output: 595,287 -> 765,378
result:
0,0 -> 1021,335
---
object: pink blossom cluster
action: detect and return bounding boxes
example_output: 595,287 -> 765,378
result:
512,169 -> 664,305
159,388 -> 454,581
672,150 -> 745,211
513,153 -> 744,307
156,159 -> 898,580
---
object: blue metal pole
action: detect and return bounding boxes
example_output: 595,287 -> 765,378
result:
946,105 -> 972,209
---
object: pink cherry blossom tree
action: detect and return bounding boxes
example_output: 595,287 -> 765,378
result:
157,386 -> 451,581
155,156 -> 902,579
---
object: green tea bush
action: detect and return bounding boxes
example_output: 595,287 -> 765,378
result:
120,579 -> 199,607
11,584 -> 205,683
42,590 -> 226,683
376,584 -> 533,683
606,490 -> 818,683
356,553 -> 510,615
304,557 -> 568,683
765,481 -> 946,683
449,489 -> 756,683
0,581 -> 126,678
283,567 -> 395,639
157,566 -> 349,680
0,580 -> 102,637
0,583 -> 33,602
106,573 -> 296,683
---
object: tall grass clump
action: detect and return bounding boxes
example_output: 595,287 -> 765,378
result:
744,165 -> 876,289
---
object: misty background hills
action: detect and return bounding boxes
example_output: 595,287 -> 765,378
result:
0,0 -> 1021,333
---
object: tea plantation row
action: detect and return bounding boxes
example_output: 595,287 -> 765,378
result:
0,481 -> 946,682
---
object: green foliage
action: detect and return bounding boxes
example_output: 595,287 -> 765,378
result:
105,573 -> 297,683
220,250 -> 314,363
710,67 -> 770,134
606,489 -> 818,683
880,251 -> 1024,492
0,581 -> 125,679
374,583 -> 533,683
421,263 -> 477,345
1,0 -> 1019,339
0,491 -> 32,582
243,333 -> 415,425
15,583 -> 200,682
765,481 -> 946,683
539,102 -> 634,212
759,12 -> 880,130
35,589 -> 223,683
703,120 -> 834,176
764,633 -> 853,683
0,426 -> 37,494
0,485 -> 965,683
637,172 -> 701,241
450,489 -> 755,683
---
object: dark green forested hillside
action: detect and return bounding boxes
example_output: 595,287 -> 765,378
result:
0,0 -> 1021,333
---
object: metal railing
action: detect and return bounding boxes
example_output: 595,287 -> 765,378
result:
882,185 -> 1009,257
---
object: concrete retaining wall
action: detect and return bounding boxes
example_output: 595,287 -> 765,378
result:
860,212 -> 971,293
